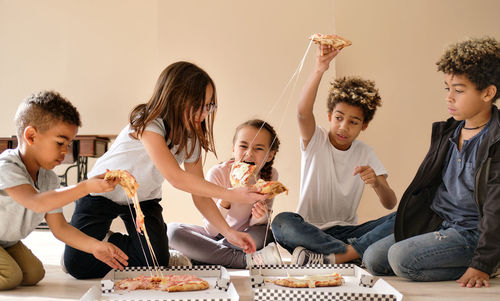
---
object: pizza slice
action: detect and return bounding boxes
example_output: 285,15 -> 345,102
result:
252,179 -> 288,198
230,161 -> 257,187
309,33 -> 352,50
105,169 -> 144,233
269,273 -> 343,288
104,169 -> 139,198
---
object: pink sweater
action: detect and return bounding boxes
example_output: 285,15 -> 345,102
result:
202,160 -> 278,237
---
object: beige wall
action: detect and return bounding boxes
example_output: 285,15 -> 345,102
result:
1,0 -> 499,229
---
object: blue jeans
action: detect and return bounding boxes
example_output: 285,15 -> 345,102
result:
363,223 -> 479,281
271,212 -> 396,257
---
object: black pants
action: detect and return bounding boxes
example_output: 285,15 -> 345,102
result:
64,195 -> 169,279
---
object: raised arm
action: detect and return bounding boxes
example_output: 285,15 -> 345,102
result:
298,45 -> 340,147
5,174 -> 119,213
140,130 -> 267,204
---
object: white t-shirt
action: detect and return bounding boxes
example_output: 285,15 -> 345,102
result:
297,125 -> 387,229
89,118 -> 200,205
0,148 -> 62,248
202,160 -> 277,237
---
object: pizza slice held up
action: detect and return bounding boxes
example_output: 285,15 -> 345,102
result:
309,33 -> 352,50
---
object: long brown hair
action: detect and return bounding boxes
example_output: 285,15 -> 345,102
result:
233,119 -> 280,181
129,61 -> 217,159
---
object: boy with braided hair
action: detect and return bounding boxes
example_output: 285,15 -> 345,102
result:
271,44 -> 397,265
364,37 -> 499,288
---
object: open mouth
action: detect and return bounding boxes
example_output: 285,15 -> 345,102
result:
243,161 -> 255,165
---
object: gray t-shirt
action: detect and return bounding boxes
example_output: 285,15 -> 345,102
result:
89,118 -> 201,205
0,148 -> 62,248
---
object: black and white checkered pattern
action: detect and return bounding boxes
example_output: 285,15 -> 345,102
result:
359,275 -> 376,288
121,265 -> 222,272
254,290 -> 397,301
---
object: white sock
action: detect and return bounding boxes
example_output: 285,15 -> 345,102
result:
325,253 -> 336,264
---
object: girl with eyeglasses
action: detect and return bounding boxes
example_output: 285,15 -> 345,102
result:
63,61 -> 268,279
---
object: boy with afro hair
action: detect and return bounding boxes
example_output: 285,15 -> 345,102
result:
363,37 -> 500,288
272,43 -> 397,265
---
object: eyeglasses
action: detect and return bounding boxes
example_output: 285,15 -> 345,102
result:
203,102 -> 217,114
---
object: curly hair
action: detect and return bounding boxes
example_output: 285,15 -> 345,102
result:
327,76 -> 381,123
436,37 -> 500,102
232,119 -> 280,181
15,90 -> 81,139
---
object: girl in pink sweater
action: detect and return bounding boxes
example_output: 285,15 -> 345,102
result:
167,119 -> 283,268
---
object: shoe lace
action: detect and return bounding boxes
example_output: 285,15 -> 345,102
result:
306,252 -> 324,264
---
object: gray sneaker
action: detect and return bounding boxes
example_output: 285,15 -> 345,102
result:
291,246 -> 333,266
168,249 -> 192,267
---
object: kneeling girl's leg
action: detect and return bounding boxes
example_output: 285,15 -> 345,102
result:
64,195 -> 118,279
118,199 -> 169,267
388,227 -> 477,282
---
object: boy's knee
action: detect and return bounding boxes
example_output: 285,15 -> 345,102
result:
20,263 -> 45,286
271,212 -> 300,232
363,245 -> 389,275
387,244 -> 410,279
0,264 -> 23,290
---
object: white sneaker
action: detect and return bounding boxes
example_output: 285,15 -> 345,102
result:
246,242 -> 282,268
291,246 -> 333,266
168,249 -> 192,267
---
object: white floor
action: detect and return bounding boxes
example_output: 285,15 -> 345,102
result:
1,230 -> 499,301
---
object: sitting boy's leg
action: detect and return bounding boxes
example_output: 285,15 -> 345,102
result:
388,227 -> 477,281
363,234 -> 395,275
0,245 -> 23,290
348,212 -> 396,257
64,195 -> 117,279
6,242 -> 45,286
271,212 -> 346,255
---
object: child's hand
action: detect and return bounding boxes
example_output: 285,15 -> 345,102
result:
251,200 -> 268,219
354,166 -> 378,188
227,186 -> 269,204
92,241 -> 129,270
314,44 -> 340,73
224,229 -> 256,253
85,173 -> 120,193
456,267 -> 490,288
